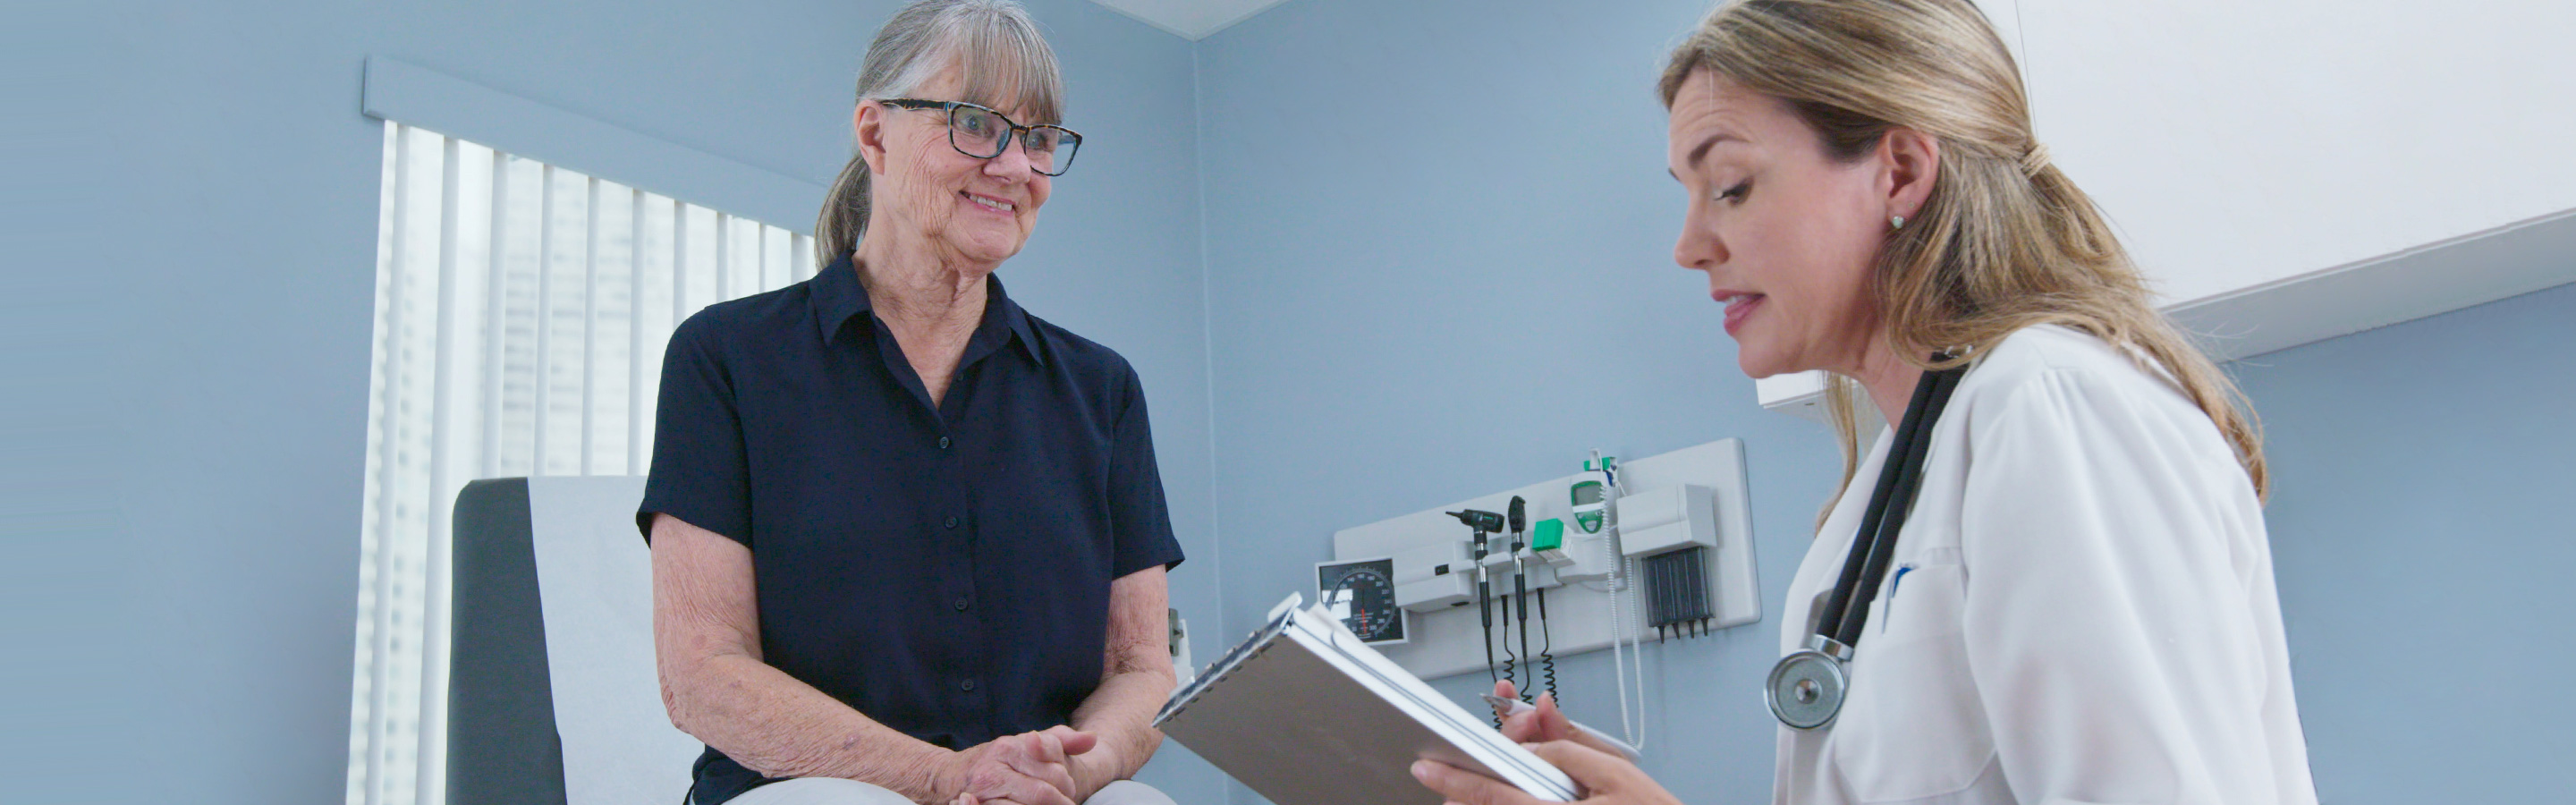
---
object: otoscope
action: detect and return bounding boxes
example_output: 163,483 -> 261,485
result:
1506,496 -> 1533,702
1448,508 -> 1507,699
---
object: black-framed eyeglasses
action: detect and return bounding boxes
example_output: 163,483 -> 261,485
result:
881,98 -> 1081,177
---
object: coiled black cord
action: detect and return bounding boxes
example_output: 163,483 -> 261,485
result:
1537,588 -> 1559,701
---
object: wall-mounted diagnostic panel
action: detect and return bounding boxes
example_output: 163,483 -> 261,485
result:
1328,438 -> 1762,682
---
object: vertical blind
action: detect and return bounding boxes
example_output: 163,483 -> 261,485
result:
347,123 -> 811,805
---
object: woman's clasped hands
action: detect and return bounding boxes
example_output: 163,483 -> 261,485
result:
942,725 -> 1097,805
1411,681 -> 1683,805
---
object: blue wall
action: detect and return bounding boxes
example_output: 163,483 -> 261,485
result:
14,0 -> 2573,801
1195,1 -> 1827,801
1191,1 -> 2576,804
6,0 -> 1224,801
2234,281 -> 2576,803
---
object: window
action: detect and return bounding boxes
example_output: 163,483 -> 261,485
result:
346,123 -> 810,805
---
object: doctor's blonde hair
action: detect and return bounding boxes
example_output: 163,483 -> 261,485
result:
1660,0 -> 2268,506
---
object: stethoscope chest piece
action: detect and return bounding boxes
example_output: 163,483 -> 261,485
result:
1767,640 -> 1850,730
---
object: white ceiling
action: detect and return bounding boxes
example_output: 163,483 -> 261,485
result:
1085,0 -> 1294,39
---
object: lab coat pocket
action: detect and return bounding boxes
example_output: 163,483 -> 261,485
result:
1832,562 -> 1995,802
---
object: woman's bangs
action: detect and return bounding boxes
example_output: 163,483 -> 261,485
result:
954,21 -> 1063,124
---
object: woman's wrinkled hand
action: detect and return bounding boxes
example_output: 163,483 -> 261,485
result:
1411,740 -> 1682,805
937,725 -> 1097,805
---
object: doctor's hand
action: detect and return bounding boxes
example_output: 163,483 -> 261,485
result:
936,725 -> 1097,805
1411,740 -> 1681,805
1488,680 -> 1624,759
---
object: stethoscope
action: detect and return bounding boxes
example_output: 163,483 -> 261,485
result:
1767,358 -> 1970,730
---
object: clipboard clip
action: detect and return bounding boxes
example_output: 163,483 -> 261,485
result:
1267,591 -> 1307,623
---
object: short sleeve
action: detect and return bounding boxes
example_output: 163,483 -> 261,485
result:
1957,367 -> 2287,804
637,316 -> 753,547
1106,363 -> 1184,577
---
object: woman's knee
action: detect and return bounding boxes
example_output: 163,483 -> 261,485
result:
724,777 -> 916,805
1083,780 -> 1176,805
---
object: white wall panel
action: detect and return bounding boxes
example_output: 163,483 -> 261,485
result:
1761,0 -> 2576,415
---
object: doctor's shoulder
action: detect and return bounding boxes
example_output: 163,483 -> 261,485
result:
1951,324 -> 2250,475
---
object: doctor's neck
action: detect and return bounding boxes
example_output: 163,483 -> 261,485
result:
1848,340 -> 1928,428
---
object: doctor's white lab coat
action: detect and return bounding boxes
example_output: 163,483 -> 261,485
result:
1774,326 -> 2319,805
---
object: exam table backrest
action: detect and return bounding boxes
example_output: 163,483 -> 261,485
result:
449,476 -> 702,805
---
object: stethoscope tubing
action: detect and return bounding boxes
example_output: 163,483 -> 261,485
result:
1832,365 -> 1965,647
1812,362 -> 1960,648
1768,358 -> 1969,731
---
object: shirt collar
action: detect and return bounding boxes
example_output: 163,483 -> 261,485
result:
811,252 -> 1046,367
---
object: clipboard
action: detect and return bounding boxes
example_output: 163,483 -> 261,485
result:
1153,594 -> 1579,805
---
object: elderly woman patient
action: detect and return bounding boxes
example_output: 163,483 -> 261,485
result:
638,3 -> 1183,804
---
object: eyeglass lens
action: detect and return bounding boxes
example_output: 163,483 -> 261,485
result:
947,106 -> 1077,175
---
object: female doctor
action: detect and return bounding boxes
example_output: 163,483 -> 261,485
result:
1413,0 -> 2319,803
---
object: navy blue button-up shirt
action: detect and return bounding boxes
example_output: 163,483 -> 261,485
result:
638,255 -> 1184,805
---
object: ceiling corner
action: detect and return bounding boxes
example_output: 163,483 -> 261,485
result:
1084,0 -> 1295,40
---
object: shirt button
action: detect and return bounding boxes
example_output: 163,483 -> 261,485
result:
938,436 -> 951,450
960,679 -> 977,692
953,597 -> 971,612
944,515 -> 960,530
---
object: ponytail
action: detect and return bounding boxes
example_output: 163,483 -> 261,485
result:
814,153 -> 872,270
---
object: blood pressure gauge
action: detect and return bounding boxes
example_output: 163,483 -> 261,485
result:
1315,557 -> 1406,644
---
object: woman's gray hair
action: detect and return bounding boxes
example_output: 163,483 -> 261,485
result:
815,0 -> 1066,270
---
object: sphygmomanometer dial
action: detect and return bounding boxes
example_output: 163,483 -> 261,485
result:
1335,568 -> 1398,640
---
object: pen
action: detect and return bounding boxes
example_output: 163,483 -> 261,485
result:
1479,693 -> 1643,761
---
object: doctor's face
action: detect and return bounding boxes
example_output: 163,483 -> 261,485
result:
1666,71 -> 1889,380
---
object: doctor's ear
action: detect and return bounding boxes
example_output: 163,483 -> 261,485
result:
1875,126 -> 1940,223
854,102 -> 892,176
